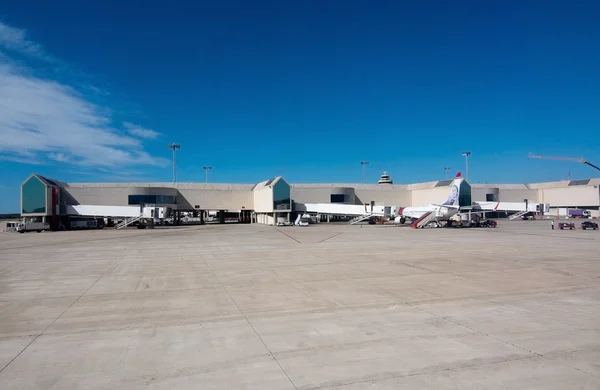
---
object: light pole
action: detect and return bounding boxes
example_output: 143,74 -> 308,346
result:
168,143 -> 181,185
203,165 -> 212,183
462,151 -> 471,182
360,161 -> 369,184
444,166 -> 451,179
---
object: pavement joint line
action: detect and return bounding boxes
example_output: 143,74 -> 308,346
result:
0,280 -> 592,305
0,237 -> 142,376
410,303 -> 545,357
317,232 -> 343,243
562,363 -> 600,380
202,258 -> 299,390
307,353 -> 542,390
274,228 -> 302,244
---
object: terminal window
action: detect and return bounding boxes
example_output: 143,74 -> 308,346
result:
273,180 -> 291,210
128,195 -> 177,205
330,194 -> 345,203
22,176 -> 47,214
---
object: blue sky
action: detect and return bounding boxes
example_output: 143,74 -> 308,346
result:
1,0 -> 599,212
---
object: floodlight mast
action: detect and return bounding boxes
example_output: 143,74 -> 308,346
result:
203,165 -> 212,183
360,161 -> 369,184
461,151 -> 471,181
168,143 -> 181,185
528,153 -> 600,172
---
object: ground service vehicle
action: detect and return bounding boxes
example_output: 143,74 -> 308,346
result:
568,209 -> 591,218
480,220 -> 497,228
581,221 -> 598,230
17,222 -> 51,233
558,222 -> 575,230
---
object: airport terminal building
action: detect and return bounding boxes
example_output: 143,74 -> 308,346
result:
20,172 -> 600,228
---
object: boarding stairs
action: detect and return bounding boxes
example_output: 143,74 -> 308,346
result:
508,210 -> 529,221
411,211 -> 438,229
348,214 -> 373,225
115,215 -> 142,230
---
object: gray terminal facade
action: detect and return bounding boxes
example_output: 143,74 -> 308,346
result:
20,172 -> 600,228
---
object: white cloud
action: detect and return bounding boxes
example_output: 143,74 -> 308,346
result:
0,153 -> 45,165
67,167 -> 144,181
123,122 -> 160,139
48,152 -> 70,162
0,22 -> 168,169
0,21 -> 51,60
87,84 -> 111,96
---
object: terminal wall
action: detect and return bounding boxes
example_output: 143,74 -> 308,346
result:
177,189 -> 253,210
292,187 -> 358,204
292,186 -> 410,207
497,189 -> 539,203
64,186 -> 254,211
411,187 -> 452,206
61,186 -> 175,206
355,189 -> 410,207
540,186 -> 600,207
253,186 -> 274,213
472,188 -> 499,202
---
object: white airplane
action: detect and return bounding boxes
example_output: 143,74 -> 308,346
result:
394,172 -> 467,227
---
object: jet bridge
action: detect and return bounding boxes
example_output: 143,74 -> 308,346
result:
471,201 -> 550,214
65,205 -> 165,219
294,202 -> 398,224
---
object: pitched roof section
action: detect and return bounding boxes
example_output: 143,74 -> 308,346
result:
37,174 -> 67,187
253,176 -> 287,191
435,179 -> 454,187
569,179 -> 591,186
21,173 -> 66,188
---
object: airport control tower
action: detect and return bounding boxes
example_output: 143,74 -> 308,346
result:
377,171 -> 393,184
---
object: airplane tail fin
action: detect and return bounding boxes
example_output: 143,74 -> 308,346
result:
442,172 -> 463,206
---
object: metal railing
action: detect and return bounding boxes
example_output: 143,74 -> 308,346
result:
115,215 -> 142,230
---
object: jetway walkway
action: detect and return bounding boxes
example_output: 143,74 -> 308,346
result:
65,205 -> 164,219
473,201 -> 550,214
296,203 -> 397,218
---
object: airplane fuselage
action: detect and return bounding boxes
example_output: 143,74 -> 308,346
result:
393,172 -> 466,226
393,205 -> 459,224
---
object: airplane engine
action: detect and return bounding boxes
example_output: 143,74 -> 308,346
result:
393,216 -> 406,224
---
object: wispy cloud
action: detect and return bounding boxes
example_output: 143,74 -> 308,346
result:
67,167 -> 145,181
0,21 -> 51,60
0,21 -> 168,169
48,152 -> 70,162
86,84 -> 111,96
123,122 -> 161,139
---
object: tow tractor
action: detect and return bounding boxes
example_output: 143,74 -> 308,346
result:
557,222 -> 575,230
477,219 -> 498,228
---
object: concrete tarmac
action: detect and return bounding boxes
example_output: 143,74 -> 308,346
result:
0,220 -> 599,389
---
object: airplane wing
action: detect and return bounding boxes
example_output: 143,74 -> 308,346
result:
474,202 -> 501,210
472,201 -> 535,212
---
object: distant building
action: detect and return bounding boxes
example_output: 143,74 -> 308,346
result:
18,173 -> 600,228
377,171 -> 393,185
